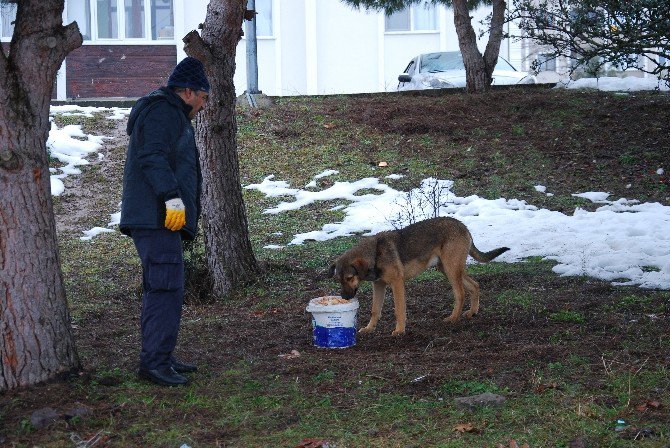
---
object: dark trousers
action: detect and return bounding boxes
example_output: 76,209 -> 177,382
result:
131,228 -> 184,370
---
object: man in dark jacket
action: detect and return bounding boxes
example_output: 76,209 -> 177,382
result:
120,57 -> 209,386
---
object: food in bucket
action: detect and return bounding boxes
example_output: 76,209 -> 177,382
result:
314,296 -> 349,306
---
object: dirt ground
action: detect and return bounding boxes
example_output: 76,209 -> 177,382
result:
1,88 -> 669,447
5,267 -> 668,446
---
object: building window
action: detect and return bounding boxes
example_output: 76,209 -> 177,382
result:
1,2 -> 17,39
537,54 -> 556,71
612,54 -> 644,71
125,0 -> 145,39
68,0 -> 92,40
152,0 -> 174,39
66,0 -> 173,41
97,0 -> 119,39
385,8 -> 410,31
385,1 -> 437,32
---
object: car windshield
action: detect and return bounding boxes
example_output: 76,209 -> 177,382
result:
420,52 -> 464,72
419,51 -> 517,73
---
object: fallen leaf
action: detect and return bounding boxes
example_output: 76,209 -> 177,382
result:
323,123 -> 336,129
636,399 -> 661,411
250,307 -> 281,318
378,161 -> 388,167
295,438 -> 328,448
454,422 -> 476,433
279,350 -> 301,360
534,382 -> 558,393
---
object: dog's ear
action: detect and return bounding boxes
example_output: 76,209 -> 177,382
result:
327,263 -> 337,279
352,257 -> 377,280
351,257 -> 367,277
364,267 -> 379,281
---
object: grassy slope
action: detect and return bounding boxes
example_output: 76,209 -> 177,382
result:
1,88 -> 669,448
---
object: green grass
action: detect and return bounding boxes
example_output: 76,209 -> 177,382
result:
82,363 -> 667,447
619,152 -> 638,165
496,290 -> 534,310
549,310 -> 586,323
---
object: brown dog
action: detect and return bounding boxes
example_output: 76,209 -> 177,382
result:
329,217 -> 509,335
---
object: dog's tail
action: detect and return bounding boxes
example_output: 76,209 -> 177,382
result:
469,244 -> 510,263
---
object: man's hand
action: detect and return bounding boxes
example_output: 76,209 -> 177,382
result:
165,198 -> 186,231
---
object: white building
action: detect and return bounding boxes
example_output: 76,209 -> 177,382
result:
0,0 -> 522,99
232,0 -> 520,96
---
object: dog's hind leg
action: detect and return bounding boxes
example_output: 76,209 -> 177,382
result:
438,259 -> 467,325
359,280 -> 387,334
463,274 -> 480,318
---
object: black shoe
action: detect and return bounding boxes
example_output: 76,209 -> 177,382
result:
138,367 -> 188,386
171,359 -> 198,373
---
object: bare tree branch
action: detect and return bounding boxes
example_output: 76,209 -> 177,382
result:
508,0 -> 669,82
183,30 -> 213,70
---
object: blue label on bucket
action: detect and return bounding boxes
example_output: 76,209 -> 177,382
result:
313,326 -> 356,348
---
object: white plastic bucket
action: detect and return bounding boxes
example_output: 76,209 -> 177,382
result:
306,297 -> 359,348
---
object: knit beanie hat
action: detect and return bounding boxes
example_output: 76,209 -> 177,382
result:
167,57 -> 210,93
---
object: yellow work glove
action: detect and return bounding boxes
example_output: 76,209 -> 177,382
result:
165,198 -> 186,231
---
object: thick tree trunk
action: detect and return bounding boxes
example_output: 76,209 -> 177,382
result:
0,0 -> 82,390
183,0 -> 260,296
0,127 -> 79,390
453,0 -> 506,93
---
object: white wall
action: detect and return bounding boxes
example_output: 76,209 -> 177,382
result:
315,2 -> 380,94
278,0 -> 308,95
233,1 -> 515,96
235,37 -> 281,95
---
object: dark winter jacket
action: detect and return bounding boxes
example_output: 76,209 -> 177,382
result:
120,87 -> 202,240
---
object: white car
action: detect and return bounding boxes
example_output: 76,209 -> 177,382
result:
397,51 -> 536,91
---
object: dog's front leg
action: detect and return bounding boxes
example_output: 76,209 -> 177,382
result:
389,280 -> 407,336
359,280 -> 386,334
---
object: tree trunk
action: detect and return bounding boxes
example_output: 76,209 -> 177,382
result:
483,0 -> 507,80
453,0 -> 507,93
0,0 -> 82,390
183,0 -> 260,297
